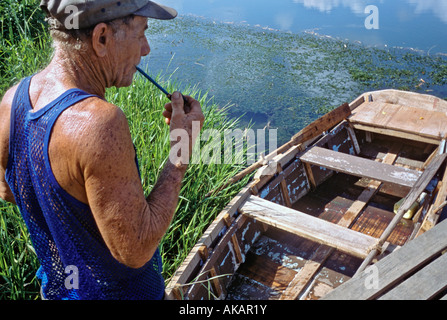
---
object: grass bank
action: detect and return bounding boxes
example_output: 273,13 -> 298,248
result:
0,0 -> 250,299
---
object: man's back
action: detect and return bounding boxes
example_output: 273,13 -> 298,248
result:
3,75 -> 166,299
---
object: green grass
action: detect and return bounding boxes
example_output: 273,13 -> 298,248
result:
0,201 -> 40,299
0,0 -> 51,94
0,0 -> 50,300
0,0 -> 250,299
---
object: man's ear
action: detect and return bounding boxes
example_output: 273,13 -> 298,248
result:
91,23 -> 111,57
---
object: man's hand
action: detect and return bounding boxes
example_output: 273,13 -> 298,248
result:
163,92 -> 204,168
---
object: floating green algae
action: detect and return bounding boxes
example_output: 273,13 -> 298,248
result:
145,15 -> 447,145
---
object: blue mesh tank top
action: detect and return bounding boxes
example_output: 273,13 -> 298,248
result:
6,76 -> 165,300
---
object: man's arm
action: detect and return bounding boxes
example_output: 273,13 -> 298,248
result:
78,92 -> 203,269
0,175 -> 15,205
0,86 -> 17,205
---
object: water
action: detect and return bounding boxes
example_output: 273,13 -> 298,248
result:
142,0 -> 447,144
157,0 -> 447,54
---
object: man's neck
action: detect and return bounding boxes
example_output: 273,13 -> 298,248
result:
50,47 -> 108,98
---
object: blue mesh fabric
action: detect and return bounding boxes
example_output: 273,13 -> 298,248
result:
6,76 -> 165,300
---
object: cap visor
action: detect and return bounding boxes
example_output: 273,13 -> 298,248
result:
134,1 -> 178,20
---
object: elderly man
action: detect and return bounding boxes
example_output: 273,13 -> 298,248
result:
0,0 -> 204,300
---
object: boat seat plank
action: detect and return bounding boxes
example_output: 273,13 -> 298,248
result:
300,146 -> 421,188
349,102 -> 447,140
378,252 -> 447,300
322,219 -> 447,300
240,195 -> 378,259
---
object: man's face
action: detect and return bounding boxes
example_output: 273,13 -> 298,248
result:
109,15 -> 150,88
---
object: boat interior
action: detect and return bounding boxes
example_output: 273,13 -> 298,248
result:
167,90 -> 447,300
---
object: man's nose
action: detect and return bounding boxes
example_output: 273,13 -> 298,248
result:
142,38 -> 150,57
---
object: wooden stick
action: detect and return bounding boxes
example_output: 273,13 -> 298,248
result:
416,162 -> 447,236
354,153 -> 447,277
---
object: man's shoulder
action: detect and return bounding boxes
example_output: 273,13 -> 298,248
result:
63,96 -> 129,134
0,83 -> 20,109
56,96 -> 132,157
85,96 -> 127,123
0,83 -> 20,142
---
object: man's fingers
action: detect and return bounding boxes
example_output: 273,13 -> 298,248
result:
164,103 -> 172,113
184,96 -> 201,113
170,91 -> 185,115
164,93 -> 204,127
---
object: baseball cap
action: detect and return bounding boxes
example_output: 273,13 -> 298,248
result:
40,0 -> 178,29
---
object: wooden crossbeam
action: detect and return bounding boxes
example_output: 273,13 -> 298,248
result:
300,146 -> 422,188
240,195 -> 378,259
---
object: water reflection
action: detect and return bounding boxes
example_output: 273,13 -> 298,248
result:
158,0 -> 447,53
292,0 -> 368,15
407,0 -> 447,24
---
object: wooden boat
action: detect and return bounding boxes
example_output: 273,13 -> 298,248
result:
166,89 -> 447,300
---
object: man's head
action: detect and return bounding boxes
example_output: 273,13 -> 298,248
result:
41,1 -> 177,89
40,0 -> 177,30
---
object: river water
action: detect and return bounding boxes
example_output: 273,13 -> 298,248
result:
157,0 -> 447,54
142,0 -> 447,144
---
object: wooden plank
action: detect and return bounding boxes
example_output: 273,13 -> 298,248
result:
351,123 -> 441,145
300,146 -> 421,188
236,251 -> 298,295
323,219 -> 447,300
240,196 -> 378,259
378,253 -> 447,300
279,175 -> 292,207
186,214 -> 264,300
312,120 -> 349,148
346,125 -> 361,155
303,162 -> 317,189
339,143 -> 401,228
283,160 -> 309,204
280,245 -> 335,300
291,103 -> 351,144
260,172 -> 286,205
349,102 -> 447,140
367,89 -> 447,112
186,215 -> 249,300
